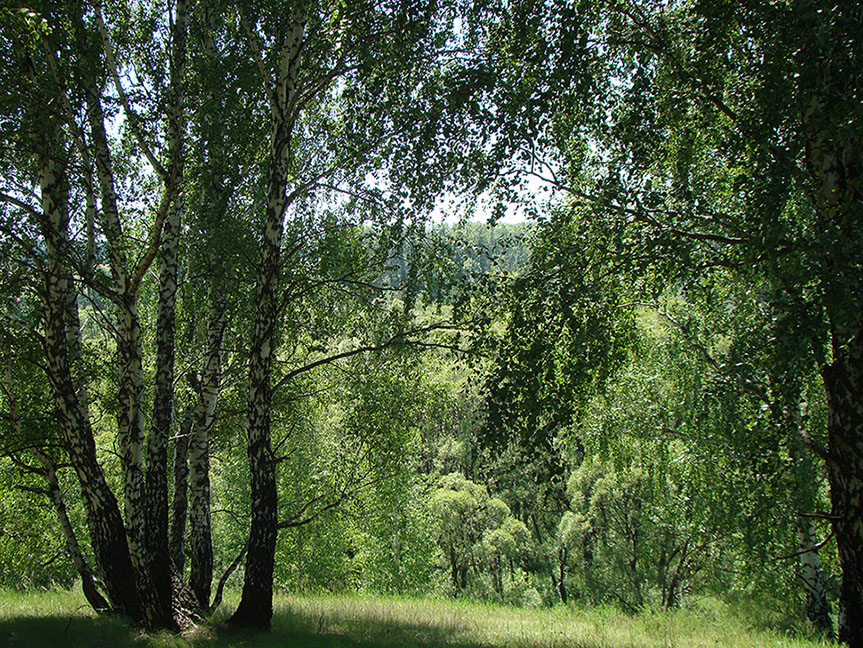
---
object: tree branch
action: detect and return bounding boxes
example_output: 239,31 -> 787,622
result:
209,538 -> 248,612
237,5 -> 278,120
771,531 -> 835,562
272,321 -> 467,392
94,3 -> 167,181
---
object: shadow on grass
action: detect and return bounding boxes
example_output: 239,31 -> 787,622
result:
0,613 -> 152,648
0,608 -> 496,648
202,607 -> 493,648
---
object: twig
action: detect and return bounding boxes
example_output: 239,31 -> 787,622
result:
772,531 -> 835,562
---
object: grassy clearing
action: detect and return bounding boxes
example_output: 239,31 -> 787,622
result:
0,588 -> 837,648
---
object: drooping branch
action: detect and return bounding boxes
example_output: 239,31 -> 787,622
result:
272,321 -> 469,393
651,302 -> 836,464
94,3 -> 168,182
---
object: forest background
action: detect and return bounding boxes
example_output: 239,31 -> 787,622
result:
0,0 -> 861,646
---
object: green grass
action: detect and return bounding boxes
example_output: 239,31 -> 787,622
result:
0,588 -> 838,648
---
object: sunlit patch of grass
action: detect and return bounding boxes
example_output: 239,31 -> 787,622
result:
267,593 -> 836,648
0,587 -> 840,648
0,587 -> 83,619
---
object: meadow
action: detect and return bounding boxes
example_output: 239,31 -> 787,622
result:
0,588 -> 837,648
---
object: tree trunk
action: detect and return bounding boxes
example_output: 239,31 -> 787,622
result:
189,289 -> 226,610
5,355 -> 109,614
663,540 -> 687,611
145,199 -> 182,627
784,399 -> 834,634
85,81 -> 165,628
170,413 -> 192,572
449,545 -> 460,592
228,12 -> 306,630
34,451 -> 110,612
85,0 -> 187,625
557,546 -> 568,604
184,3 -> 233,609
117,284 -> 167,630
796,515 -> 832,633
492,555 -> 503,596
822,332 -> 863,647
228,271 -> 280,627
36,145 -> 143,624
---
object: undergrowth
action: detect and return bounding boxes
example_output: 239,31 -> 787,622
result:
0,587 -> 838,648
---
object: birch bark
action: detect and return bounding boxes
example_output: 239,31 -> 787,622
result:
34,451 -> 110,613
170,413 -> 192,571
86,0 -> 188,627
87,87 -> 163,626
229,11 -> 306,629
145,199 -> 182,622
796,515 -> 832,632
36,137 -> 143,623
823,340 -> 863,647
188,288 -> 227,609
805,87 -> 863,646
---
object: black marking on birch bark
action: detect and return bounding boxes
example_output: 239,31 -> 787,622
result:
229,9 -> 307,629
144,198 -> 181,628
36,144 -> 143,623
189,287 -> 227,609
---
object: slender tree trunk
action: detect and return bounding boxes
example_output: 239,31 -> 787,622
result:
118,290 -> 166,628
664,576 -> 678,610
796,514 -> 832,633
664,539 -> 688,611
184,3 -> 231,609
5,353 -> 109,613
46,138 -> 110,617
145,199 -> 182,626
229,12 -> 306,630
34,451 -> 110,612
188,289 -> 226,610
84,1 -> 187,626
784,399 -> 834,635
85,82 -> 164,627
449,545 -> 460,592
170,413 -> 192,572
491,555 -> 503,596
557,546 -> 568,604
823,332 -> 863,647
36,144 -> 143,623
228,227 -> 282,626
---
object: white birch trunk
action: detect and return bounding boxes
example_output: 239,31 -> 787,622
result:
188,288 -> 227,609
35,133 -> 143,622
229,11 -> 307,629
796,515 -> 832,632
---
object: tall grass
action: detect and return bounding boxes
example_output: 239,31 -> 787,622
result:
266,593 -> 837,648
0,587 -> 838,648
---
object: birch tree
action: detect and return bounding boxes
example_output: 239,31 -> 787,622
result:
478,0 -> 861,640
1,0 -> 191,629
586,3 -> 863,640
217,0 -> 477,627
